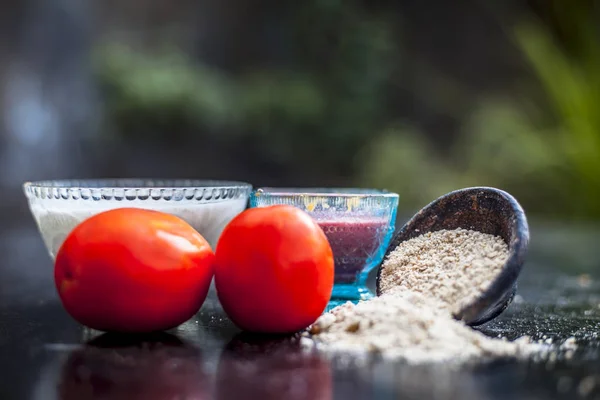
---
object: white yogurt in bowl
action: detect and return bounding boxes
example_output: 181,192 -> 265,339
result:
23,179 -> 252,259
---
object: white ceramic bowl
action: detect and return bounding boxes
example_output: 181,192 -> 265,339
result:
23,179 -> 252,259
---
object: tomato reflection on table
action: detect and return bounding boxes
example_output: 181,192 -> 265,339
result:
216,332 -> 333,400
57,332 -> 208,400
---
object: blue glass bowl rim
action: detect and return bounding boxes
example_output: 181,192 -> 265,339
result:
251,187 -> 399,199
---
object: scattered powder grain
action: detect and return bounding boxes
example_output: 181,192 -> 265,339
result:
305,229 -> 543,365
560,337 -> 578,351
305,292 -> 537,365
379,228 -> 509,314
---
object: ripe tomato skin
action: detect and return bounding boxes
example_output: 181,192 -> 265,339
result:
55,208 -> 215,333
214,205 -> 334,333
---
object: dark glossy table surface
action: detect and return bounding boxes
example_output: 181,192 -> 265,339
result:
2,223 -> 600,400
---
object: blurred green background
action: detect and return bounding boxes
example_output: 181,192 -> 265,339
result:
1,0 -> 599,223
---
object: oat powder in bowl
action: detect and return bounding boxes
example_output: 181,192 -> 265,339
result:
378,228 -> 509,314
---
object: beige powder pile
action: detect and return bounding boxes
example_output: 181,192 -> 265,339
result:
379,228 -> 509,314
304,291 -> 536,364
305,229 -> 542,365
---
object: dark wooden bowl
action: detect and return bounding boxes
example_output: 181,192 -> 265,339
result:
375,187 -> 529,326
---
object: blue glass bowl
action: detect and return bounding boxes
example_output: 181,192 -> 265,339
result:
250,188 -> 399,306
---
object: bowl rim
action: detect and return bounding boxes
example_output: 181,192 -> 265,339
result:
24,179 -> 252,190
23,179 -> 253,202
252,187 -> 399,199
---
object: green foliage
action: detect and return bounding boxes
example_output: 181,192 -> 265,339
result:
95,0 -> 396,174
360,4 -> 600,220
94,44 -> 238,134
95,1 -> 600,220
513,19 -> 600,218
457,99 -> 567,216
356,126 -> 465,211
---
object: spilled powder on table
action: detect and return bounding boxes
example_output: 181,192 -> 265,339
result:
304,291 -> 539,365
304,229 -> 546,365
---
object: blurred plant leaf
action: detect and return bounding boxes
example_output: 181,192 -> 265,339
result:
356,126 -> 463,210
513,16 -> 600,218
94,43 -> 238,134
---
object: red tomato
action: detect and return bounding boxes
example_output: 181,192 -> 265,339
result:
214,205 -> 334,333
55,208 -> 215,333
